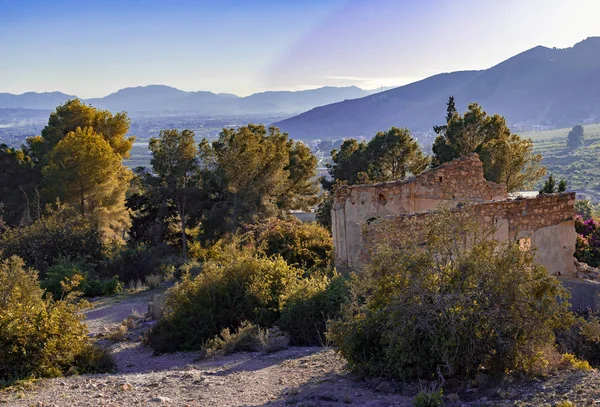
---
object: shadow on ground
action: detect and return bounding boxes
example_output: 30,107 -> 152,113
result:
250,368 -> 412,407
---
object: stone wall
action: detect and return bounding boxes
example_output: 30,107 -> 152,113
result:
361,193 -> 577,277
332,154 -> 507,271
332,154 -> 576,278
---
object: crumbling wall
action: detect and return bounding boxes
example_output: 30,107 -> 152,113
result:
361,193 -> 577,277
332,154 -> 507,270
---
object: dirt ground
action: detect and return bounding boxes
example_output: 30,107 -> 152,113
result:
2,290 -> 600,407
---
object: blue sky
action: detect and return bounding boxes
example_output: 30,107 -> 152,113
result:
1,0 -> 600,98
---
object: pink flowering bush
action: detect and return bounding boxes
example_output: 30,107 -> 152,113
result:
575,216 -> 600,267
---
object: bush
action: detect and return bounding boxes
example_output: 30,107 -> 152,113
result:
0,204 -> 104,277
278,273 -> 349,345
556,309 -> 600,367
201,321 -> 289,357
327,211 -> 573,381
41,257 -> 122,298
413,387 -> 444,407
145,244 -> 305,353
0,256 -> 113,385
101,243 -> 178,282
146,273 -> 162,289
242,217 -> 333,272
574,215 -> 600,267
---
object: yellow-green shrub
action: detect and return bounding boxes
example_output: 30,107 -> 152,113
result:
0,204 -> 104,277
242,217 -> 333,272
0,256 -> 113,385
278,273 -> 349,345
328,211 -> 573,380
145,244 -> 305,353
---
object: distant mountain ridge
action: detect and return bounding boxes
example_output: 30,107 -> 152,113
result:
274,37 -> 600,140
0,85 -> 373,115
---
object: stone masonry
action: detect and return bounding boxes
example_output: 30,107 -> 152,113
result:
332,153 -> 577,278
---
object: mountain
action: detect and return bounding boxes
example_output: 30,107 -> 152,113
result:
0,85 -> 371,116
274,37 -> 600,140
0,91 -> 75,109
240,86 -> 370,114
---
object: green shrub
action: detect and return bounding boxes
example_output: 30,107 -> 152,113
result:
41,257 -> 122,298
145,244 -> 304,353
101,243 -> 178,282
0,204 -> 104,277
327,210 -> 573,381
242,217 -> 333,272
556,309 -> 600,367
41,256 -> 90,299
278,274 -> 349,345
413,387 -> 444,407
0,256 -> 113,385
202,321 -> 289,357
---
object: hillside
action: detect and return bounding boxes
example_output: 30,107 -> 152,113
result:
0,85 -> 371,115
523,124 -> 600,203
275,37 -> 600,140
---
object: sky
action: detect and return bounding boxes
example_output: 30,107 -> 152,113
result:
1,0 -> 600,98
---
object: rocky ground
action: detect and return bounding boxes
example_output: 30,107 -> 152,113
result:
2,290 -> 600,406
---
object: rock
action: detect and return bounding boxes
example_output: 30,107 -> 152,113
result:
475,373 -> 489,387
150,396 -> 171,403
375,380 -> 393,393
446,393 -> 460,402
121,383 -> 134,391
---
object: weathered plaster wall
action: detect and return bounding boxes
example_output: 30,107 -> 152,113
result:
332,154 -> 507,270
359,193 -> 577,277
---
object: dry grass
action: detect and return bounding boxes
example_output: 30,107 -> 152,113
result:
145,274 -> 162,289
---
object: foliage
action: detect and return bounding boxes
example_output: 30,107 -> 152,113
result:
0,203 -> 104,277
101,243 -> 178,283
145,244 -> 306,353
523,123 -> 600,203
539,175 -> 567,194
432,98 -> 545,192
413,387 -> 444,407
556,309 -> 600,367
27,99 -> 134,162
327,210 -> 573,380
574,216 -> 600,267
241,217 -> 333,272
575,200 -> 594,220
42,126 -> 133,240
315,191 -> 334,230
567,125 -> 585,149
126,167 -> 181,247
197,124 -> 319,237
145,273 -> 162,289
327,127 -> 428,186
0,144 -> 40,228
148,129 -> 199,259
41,257 -> 123,300
278,274 -> 349,345
201,321 -> 289,357
319,127 -> 428,229
0,256 -> 113,385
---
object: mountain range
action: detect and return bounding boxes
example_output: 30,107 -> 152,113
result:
275,37 -> 600,140
0,86 -> 373,116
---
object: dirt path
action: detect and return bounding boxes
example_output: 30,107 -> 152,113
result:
2,290 -> 600,406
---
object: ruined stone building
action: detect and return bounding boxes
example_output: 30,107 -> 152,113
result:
332,154 -> 577,279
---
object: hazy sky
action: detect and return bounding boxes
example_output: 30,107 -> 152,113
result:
1,0 -> 600,98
